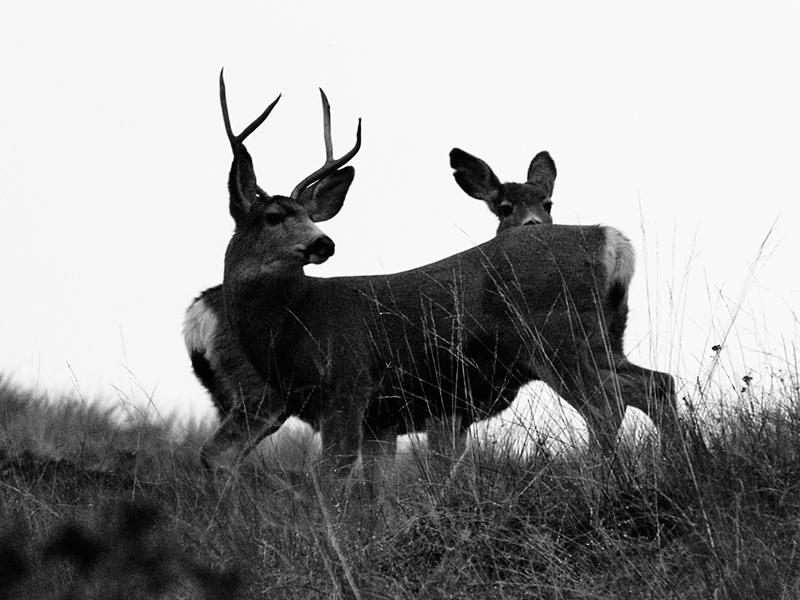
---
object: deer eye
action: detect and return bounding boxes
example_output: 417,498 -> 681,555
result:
264,207 -> 285,226
498,202 -> 514,218
543,200 -> 553,214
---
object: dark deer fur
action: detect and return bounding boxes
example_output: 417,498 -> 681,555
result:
187,149 -> 563,470
198,76 -> 678,481
185,148 -> 558,426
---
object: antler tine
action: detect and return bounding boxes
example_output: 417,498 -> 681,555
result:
320,88 -> 334,162
219,69 -> 281,151
290,89 -> 361,199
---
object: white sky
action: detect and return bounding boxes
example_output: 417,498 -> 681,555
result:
1,2 -> 798,429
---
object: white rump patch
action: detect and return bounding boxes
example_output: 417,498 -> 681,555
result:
601,227 -> 635,291
183,297 -> 219,358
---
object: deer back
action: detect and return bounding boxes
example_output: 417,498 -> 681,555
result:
356,225 -> 632,432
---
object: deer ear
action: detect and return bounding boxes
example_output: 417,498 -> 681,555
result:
299,166 -> 355,223
228,146 -> 261,223
527,151 -> 557,196
449,148 -> 503,210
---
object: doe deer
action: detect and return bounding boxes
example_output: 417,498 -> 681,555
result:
450,147 -> 556,231
201,74 -> 679,487
423,147 -> 558,468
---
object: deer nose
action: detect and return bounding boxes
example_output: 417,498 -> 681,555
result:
306,235 -> 335,264
522,218 -> 543,226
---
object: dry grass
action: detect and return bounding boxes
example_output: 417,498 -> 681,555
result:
2,366 -> 800,599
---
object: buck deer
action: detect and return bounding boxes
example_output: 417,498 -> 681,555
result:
201,73 -> 679,488
184,78 -> 359,440
185,139 -> 560,472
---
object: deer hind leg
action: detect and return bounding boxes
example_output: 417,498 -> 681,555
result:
576,374 -> 626,454
533,360 -> 625,454
614,360 -> 681,449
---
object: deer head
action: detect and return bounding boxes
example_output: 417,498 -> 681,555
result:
219,70 -> 361,279
449,148 -> 557,233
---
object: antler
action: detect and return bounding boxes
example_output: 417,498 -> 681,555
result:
290,89 -> 362,199
219,69 -> 281,151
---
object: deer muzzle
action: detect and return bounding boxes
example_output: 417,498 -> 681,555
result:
306,235 -> 335,265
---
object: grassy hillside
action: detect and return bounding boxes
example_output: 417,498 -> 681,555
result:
2,372 -> 800,599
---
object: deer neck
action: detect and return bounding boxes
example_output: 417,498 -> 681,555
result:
223,254 -> 311,337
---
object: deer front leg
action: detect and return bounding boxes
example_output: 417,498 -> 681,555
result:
317,391 -> 370,480
201,392 -> 288,472
361,424 -> 399,509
